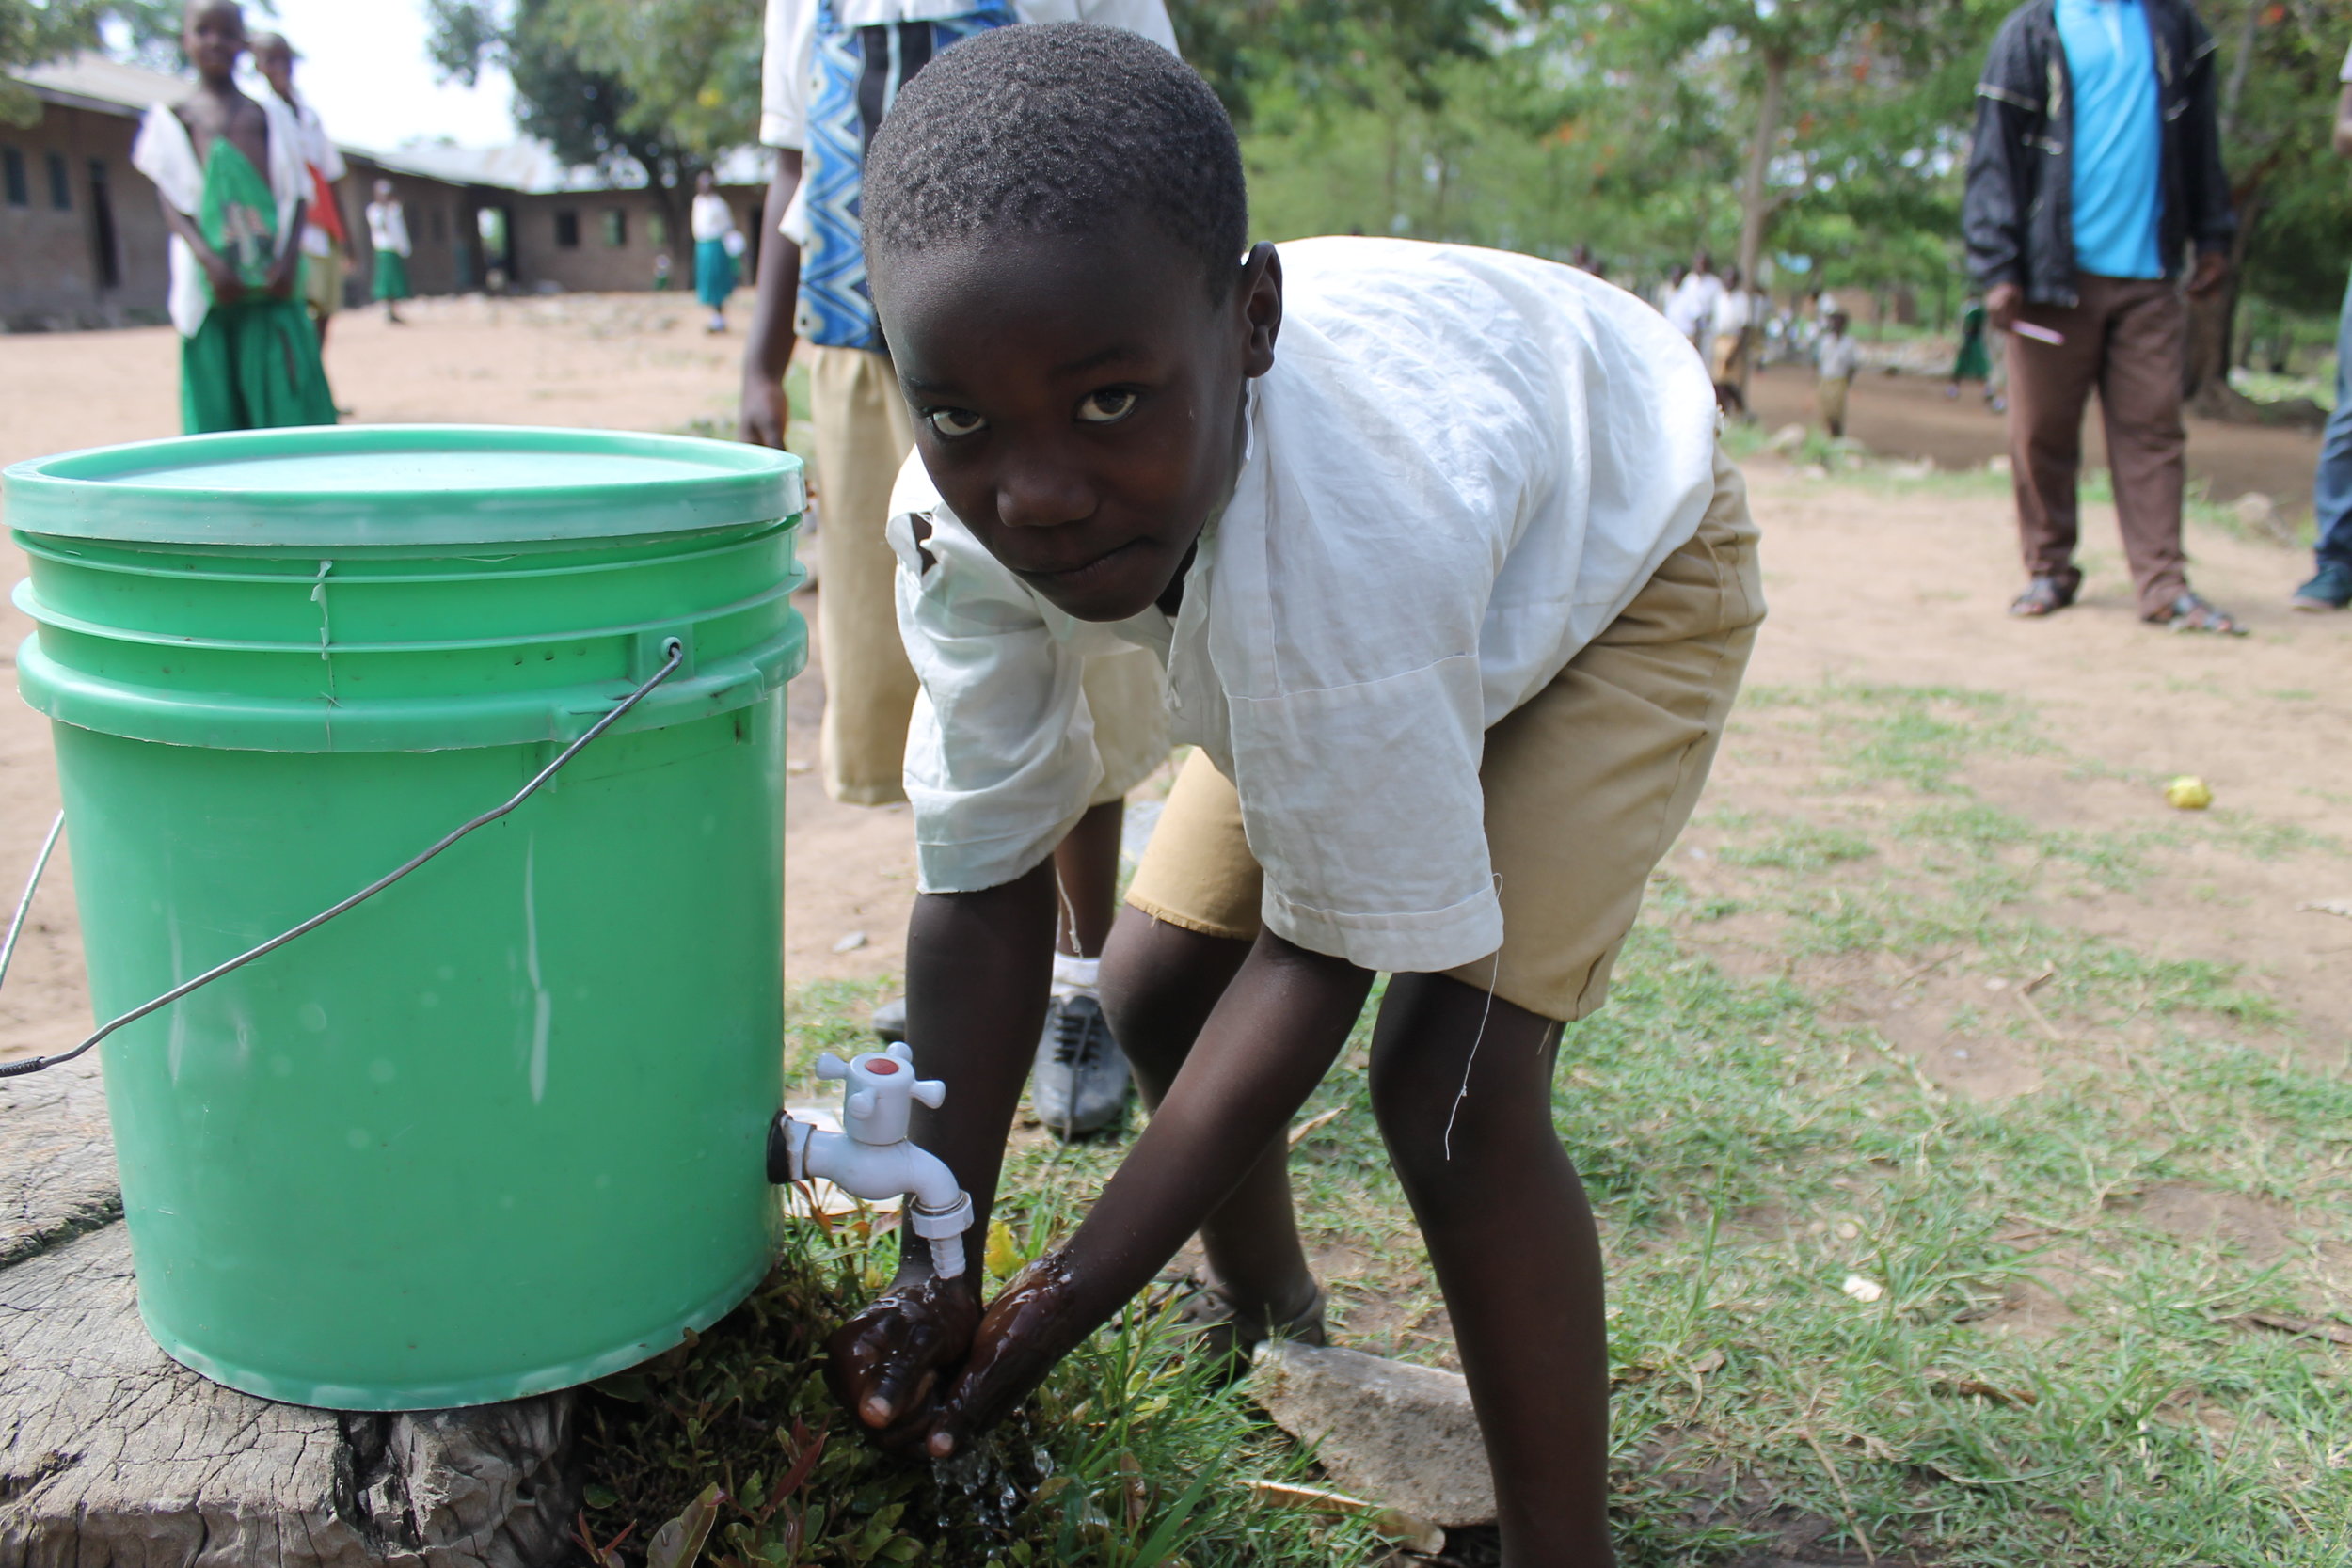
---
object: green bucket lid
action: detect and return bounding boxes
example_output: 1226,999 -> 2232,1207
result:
3,424 -> 804,547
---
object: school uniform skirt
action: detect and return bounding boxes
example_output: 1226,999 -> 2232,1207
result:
373,249 -> 410,302
695,239 -> 739,308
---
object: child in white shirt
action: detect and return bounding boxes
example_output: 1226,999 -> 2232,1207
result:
825,26 -> 1764,1563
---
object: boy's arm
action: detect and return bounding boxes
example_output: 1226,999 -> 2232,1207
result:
264,198 -> 308,298
825,863 -> 1061,1445
739,148 -> 803,449
922,929 -> 1374,1457
157,193 -> 245,305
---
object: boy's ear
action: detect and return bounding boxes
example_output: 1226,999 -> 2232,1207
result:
1237,242 -> 1282,379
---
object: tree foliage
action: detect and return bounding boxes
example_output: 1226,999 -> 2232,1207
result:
1228,0 -> 2352,335
1,0 -> 182,121
427,0 -> 758,222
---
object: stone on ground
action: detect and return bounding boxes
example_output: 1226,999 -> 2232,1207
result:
1247,1340 -> 1496,1528
0,1054 -> 581,1568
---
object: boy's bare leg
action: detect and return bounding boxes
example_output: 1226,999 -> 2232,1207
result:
1369,973 -> 1613,1567
1100,910 -> 1320,1323
1053,800 -> 1123,958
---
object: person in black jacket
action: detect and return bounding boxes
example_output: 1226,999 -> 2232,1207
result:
1963,0 -> 2241,632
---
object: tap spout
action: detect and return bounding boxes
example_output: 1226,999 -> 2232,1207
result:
767,1041 -> 975,1277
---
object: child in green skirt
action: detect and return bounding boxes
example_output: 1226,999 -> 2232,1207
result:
131,0 -> 337,434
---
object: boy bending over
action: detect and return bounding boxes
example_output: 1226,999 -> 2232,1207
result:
829,25 -> 1763,1563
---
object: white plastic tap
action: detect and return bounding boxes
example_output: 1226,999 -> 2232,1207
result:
768,1041 -> 975,1277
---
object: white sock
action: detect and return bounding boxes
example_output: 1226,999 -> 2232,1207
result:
1050,951 -> 1101,1002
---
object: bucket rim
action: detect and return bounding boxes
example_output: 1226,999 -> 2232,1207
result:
2,424 -> 804,547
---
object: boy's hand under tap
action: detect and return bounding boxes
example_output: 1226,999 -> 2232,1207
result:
824,1268 -> 979,1457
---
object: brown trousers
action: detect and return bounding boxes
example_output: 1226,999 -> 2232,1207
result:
2007,274 -> 2189,618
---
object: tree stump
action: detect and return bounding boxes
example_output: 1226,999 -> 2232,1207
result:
0,1056 -> 583,1568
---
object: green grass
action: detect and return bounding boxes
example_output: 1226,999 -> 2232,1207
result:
581,676 -> 2349,1564
576,1196 -> 1379,1567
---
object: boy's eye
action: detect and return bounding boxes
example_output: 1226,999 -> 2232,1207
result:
1076,389 -> 1137,425
926,408 -> 987,438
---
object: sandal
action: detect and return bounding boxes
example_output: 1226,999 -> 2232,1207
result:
2009,576 -> 2076,617
2147,592 -> 2246,636
1159,1274 -> 1327,1382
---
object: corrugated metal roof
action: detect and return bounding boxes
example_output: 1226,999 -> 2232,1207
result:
9,51 -> 772,194
14,52 -> 189,114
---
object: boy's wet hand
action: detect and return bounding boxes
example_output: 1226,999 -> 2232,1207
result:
930,1254 -> 1080,1459
824,1272 -> 978,1446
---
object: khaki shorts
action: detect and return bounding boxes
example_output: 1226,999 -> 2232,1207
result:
1125,447 -> 1763,1022
1816,375 -> 1851,430
302,246 -> 344,322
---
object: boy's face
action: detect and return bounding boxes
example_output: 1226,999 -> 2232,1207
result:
184,2 -> 245,82
254,37 -> 293,96
872,224 -> 1280,623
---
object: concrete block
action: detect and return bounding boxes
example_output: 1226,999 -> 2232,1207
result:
0,1054 -> 580,1567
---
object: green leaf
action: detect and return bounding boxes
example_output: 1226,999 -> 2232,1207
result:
1126,1471 -> 1216,1568
645,1481 -> 724,1568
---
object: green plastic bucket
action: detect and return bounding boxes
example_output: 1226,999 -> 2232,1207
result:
4,425 -> 805,1410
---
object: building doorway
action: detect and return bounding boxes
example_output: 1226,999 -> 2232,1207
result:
87,157 -> 120,292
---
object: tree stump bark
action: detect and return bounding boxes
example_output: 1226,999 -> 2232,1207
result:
0,1057 -> 582,1568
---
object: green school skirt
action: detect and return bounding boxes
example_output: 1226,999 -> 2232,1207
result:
694,239 -> 738,308
373,249 -> 412,302
181,295 -> 340,434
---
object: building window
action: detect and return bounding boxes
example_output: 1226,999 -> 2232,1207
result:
46,151 -> 70,210
554,209 -> 580,248
647,213 -> 668,245
601,208 -> 627,247
2,149 -> 25,208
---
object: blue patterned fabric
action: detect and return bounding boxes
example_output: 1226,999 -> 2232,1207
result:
799,0 -> 1016,351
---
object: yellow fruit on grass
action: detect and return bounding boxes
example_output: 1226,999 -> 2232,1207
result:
2165,776 -> 2213,810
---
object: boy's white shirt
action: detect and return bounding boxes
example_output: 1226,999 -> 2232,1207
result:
884,237 -> 1722,975
1664,270 -> 1724,337
1817,332 -> 1861,380
131,94 -> 310,340
756,0 -> 1179,244
281,93 -> 345,258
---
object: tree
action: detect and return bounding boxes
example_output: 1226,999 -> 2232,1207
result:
427,0 -> 757,237
1,0 -> 181,122
2181,0 -> 2352,421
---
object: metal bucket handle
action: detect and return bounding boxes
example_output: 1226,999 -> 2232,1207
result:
0,640 -> 686,1080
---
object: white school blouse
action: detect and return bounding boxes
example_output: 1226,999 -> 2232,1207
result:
885,237 -> 1720,975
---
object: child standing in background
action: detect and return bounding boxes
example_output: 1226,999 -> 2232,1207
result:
691,170 -> 740,333
1816,307 -> 1861,439
251,32 -> 351,348
366,179 -> 411,325
131,0 -> 336,434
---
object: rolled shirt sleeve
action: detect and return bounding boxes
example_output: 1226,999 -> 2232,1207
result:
759,0 -> 815,150
887,463 -> 1113,895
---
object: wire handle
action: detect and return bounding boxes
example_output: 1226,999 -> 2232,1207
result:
0,641 -> 685,1081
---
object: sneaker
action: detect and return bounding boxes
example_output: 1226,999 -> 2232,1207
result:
2292,562 -> 2352,611
1029,992 -> 1132,1139
870,995 -> 908,1044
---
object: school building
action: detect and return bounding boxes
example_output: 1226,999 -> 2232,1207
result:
0,52 -> 770,333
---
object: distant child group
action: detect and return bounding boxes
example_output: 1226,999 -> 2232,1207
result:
134,2 -> 416,435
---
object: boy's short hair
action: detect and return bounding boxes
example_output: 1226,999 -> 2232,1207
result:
862,24 -> 1248,298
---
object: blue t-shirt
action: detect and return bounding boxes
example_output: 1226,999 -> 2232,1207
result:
2057,0 -> 2163,279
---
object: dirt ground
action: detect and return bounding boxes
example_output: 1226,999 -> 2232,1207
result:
1746,358 -> 2329,512
0,295 -> 2343,1075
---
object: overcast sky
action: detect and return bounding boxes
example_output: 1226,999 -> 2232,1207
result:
246,0 -> 519,151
